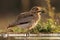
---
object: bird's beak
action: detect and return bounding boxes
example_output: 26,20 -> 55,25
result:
37,11 -> 42,14
38,10 -> 45,14
37,11 -> 42,12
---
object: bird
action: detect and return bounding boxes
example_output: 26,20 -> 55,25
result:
8,6 -> 43,31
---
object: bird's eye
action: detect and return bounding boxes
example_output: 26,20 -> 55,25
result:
35,8 -> 39,11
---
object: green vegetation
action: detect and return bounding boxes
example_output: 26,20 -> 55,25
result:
8,26 -> 27,33
30,19 -> 60,33
8,18 -> 60,33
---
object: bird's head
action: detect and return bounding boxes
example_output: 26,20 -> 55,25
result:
30,6 -> 44,14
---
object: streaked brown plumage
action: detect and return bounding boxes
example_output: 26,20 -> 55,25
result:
8,6 -> 43,30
